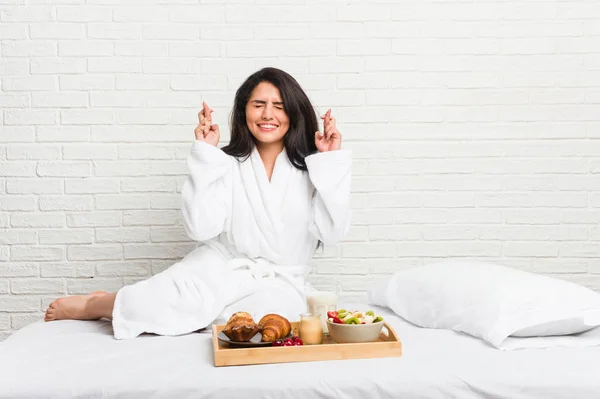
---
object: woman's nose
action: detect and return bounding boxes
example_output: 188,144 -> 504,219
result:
261,105 -> 273,120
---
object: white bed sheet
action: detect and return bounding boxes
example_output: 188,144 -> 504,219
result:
1,304 -> 599,399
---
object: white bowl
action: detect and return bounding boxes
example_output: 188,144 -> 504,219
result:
326,320 -> 385,343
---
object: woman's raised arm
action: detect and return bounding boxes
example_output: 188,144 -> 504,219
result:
181,103 -> 232,242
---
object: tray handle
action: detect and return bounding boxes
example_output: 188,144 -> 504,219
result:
381,325 -> 390,339
380,322 -> 400,342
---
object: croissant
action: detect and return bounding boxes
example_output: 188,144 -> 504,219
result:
259,314 -> 291,342
222,312 -> 261,342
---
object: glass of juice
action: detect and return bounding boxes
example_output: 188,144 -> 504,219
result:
298,313 -> 323,345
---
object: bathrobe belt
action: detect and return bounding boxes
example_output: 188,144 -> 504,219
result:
226,257 -> 306,297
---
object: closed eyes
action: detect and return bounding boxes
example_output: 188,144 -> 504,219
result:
251,100 -> 284,110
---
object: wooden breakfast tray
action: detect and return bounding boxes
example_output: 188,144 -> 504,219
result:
212,321 -> 402,367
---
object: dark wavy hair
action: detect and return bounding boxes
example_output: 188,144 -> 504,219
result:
221,67 -> 318,170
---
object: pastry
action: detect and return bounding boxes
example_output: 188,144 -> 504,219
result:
222,312 -> 261,342
259,314 -> 291,342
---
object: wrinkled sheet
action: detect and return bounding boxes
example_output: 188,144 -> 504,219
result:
1,304 -> 599,399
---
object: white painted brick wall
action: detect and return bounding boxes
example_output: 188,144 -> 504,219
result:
1,0 -> 600,340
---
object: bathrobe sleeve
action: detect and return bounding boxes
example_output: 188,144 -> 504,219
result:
181,141 -> 232,242
305,149 -> 352,244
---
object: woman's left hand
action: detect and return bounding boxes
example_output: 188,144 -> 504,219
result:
315,109 -> 342,152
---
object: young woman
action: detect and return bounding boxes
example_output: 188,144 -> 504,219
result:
44,67 -> 352,339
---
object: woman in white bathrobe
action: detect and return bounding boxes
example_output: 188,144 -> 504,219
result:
45,67 -> 352,339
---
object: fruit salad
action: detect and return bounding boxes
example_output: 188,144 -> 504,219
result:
327,309 -> 384,325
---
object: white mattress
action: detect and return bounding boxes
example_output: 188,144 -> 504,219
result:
1,304 -> 599,399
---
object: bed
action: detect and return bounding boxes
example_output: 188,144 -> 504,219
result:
1,304 -> 599,399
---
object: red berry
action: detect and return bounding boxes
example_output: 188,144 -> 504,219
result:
284,340 -> 293,346
272,340 -> 283,347
332,317 -> 344,324
327,311 -> 338,318
294,338 -> 303,346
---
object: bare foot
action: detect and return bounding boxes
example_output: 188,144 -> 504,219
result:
45,291 -> 107,322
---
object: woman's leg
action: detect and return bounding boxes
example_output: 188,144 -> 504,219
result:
45,246 -> 253,339
45,291 -> 117,322
44,247 -> 224,325
111,246 -> 240,339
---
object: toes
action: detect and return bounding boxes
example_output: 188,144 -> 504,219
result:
45,309 -> 56,321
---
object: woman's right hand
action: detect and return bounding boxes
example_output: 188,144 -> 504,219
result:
195,101 -> 220,146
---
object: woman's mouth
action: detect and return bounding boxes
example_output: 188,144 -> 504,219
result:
257,123 -> 279,132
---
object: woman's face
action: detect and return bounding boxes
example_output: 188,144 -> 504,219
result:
245,81 -> 290,147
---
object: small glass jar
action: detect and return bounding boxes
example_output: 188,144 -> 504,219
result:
298,312 -> 323,345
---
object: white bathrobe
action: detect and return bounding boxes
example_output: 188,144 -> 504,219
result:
112,141 -> 352,339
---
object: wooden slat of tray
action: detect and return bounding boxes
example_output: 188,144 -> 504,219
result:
212,321 -> 402,367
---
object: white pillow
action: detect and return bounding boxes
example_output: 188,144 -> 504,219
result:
368,260 -> 600,349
